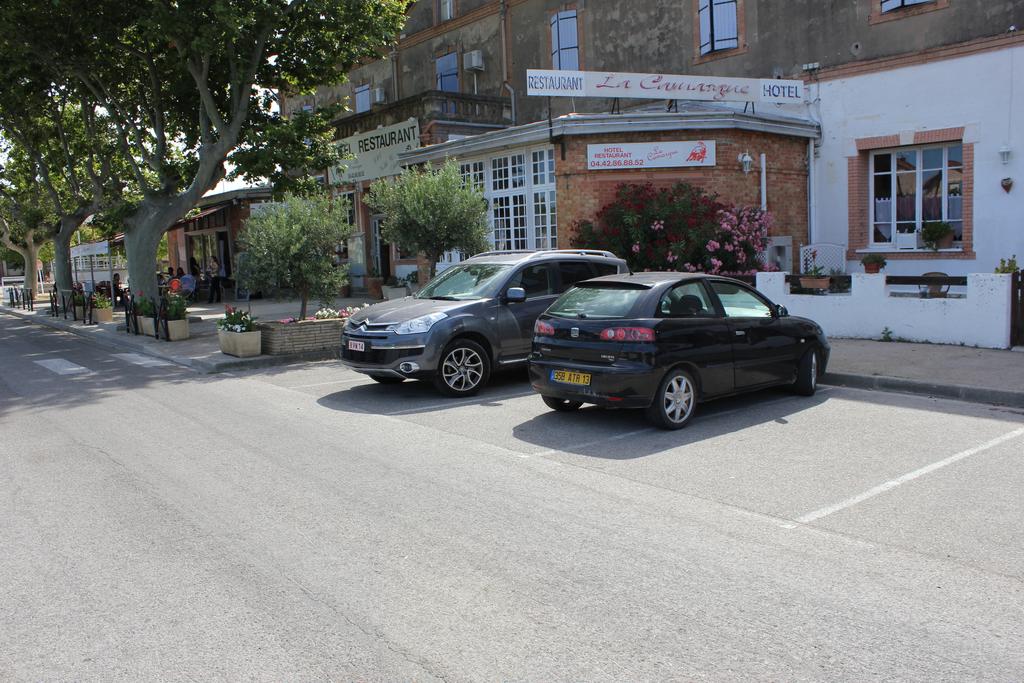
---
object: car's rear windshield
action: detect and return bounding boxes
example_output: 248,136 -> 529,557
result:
547,284 -> 647,319
416,263 -> 511,300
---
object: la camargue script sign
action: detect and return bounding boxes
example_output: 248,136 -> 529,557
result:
587,141 -> 716,170
527,69 -> 804,105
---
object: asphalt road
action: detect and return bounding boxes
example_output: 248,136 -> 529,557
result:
2,312 -> 1023,681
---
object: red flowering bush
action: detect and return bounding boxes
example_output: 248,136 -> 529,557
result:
572,182 -> 774,275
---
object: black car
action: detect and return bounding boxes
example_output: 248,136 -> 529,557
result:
528,272 -> 830,429
341,249 -> 628,396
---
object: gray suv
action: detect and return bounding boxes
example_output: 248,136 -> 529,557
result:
341,249 -> 628,396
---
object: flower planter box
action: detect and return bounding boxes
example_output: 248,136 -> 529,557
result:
93,307 -> 113,323
139,316 -> 156,336
218,329 -> 262,357
895,231 -> 921,250
799,276 -> 831,290
257,318 -> 347,355
383,285 -> 409,301
863,263 -> 882,274
166,319 -> 190,341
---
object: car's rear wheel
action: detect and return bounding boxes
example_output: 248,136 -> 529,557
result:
645,368 -> 697,430
793,349 -> 818,396
433,339 -> 490,397
370,375 -> 404,385
541,395 -> 583,412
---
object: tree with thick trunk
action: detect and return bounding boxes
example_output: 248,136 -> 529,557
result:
1,0 -> 410,299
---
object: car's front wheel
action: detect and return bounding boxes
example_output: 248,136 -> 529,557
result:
645,368 -> 697,429
541,395 -> 583,412
793,349 -> 818,396
433,338 -> 490,397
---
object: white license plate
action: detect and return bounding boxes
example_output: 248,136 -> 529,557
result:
347,339 -> 365,352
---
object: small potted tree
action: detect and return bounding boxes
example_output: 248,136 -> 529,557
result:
860,253 -> 887,274
135,295 -> 156,336
92,293 -> 113,322
922,221 -> 955,251
164,292 -> 190,340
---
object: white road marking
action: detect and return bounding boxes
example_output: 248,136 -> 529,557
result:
33,358 -> 90,375
112,353 -> 172,368
795,425 -> 1024,524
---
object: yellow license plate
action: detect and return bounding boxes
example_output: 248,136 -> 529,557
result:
551,369 -> 591,386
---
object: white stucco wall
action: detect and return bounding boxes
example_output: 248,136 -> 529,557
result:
811,44 -> 1024,276
756,272 -> 1013,349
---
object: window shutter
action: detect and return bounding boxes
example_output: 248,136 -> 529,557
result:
712,0 -> 739,51
698,0 -> 712,55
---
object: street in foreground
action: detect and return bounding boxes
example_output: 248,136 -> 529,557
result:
1,314 -> 1022,680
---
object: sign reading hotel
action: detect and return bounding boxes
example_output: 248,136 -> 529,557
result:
587,141 -> 717,170
329,118 -> 421,184
527,69 -> 804,105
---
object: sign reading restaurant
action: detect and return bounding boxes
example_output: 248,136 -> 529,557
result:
587,141 -> 716,170
329,118 -> 421,184
527,69 -> 804,105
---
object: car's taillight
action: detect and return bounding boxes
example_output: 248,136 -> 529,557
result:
534,319 -> 555,336
599,326 -> 655,342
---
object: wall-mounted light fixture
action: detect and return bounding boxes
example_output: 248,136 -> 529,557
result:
999,145 -> 1012,165
738,151 -> 754,174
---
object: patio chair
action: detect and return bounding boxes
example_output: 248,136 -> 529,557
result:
179,274 -> 197,301
919,271 -> 950,299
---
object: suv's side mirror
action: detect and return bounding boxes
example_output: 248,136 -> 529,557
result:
775,304 -> 788,318
506,287 -> 526,303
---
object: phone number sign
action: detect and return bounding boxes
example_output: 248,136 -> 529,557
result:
587,141 -> 716,170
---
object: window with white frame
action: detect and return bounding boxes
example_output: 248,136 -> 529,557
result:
460,161 -> 485,193
354,84 -> 370,114
698,0 -> 739,55
438,0 -> 454,22
881,0 -> 933,12
550,10 -> 579,70
870,143 -> 963,247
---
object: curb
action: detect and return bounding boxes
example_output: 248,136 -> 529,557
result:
1,307 -> 340,374
821,372 -> 1024,409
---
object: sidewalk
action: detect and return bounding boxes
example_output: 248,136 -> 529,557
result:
3,299 -> 1023,407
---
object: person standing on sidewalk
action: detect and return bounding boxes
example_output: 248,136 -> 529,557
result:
207,256 -> 225,303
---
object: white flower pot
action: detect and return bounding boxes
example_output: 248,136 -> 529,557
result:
166,319 -> 190,341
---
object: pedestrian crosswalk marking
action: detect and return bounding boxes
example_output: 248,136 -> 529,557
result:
33,358 -> 90,375
112,353 -> 172,368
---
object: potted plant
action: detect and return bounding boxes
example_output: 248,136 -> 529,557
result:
382,275 -> 408,300
92,293 -> 113,322
404,270 -> 421,294
164,293 -> 190,341
860,253 -> 887,274
994,254 -> 1019,274
72,291 -> 86,320
217,305 -> 261,357
799,250 -> 831,290
921,221 -> 955,251
365,265 -> 384,300
135,295 -> 156,336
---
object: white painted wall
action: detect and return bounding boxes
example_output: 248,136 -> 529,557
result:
811,44 -> 1024,276
756,272 -> 1013,349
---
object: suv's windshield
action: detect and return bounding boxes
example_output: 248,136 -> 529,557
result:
547,285 -> 647,319
416,263 -> 511,300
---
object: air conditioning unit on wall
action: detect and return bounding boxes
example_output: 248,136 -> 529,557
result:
371,87 -> 386,105
463,50 -> 484,71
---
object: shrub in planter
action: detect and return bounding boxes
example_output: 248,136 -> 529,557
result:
92,293 -> 113,322
164,293 -> 190,341
860,253 -> 887,274
217,305 -> 261,357
922,221 -> 955,251
134,294 -> 156,335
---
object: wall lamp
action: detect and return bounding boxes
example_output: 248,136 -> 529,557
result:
738,151 -> 754,174
999,144 -> 1012,165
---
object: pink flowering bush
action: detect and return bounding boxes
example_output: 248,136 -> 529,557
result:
572,182 -> 774,275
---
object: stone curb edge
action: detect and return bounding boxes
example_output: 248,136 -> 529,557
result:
821,372 -> 1024,409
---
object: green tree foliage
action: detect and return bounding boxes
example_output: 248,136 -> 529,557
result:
0,0 -> 409,297
572,182 -> 773,275
0,165 -> 54,298
366,161 -> 489,277
238,193 -> 354,319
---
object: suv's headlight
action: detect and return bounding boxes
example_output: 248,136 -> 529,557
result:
391,312 -> 447,335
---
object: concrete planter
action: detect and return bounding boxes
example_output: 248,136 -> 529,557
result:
258,318 -> 346,355
139,316 -> 156,336
74,305 -> 85,320
166,319 -> 190,341
383,285 -> 409,301
218,329 -> 262,357
93,307 -> 113,323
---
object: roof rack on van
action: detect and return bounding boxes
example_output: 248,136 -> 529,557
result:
470,248 -> 619,260
538,249 -> 617,259
472,250 -> 536,257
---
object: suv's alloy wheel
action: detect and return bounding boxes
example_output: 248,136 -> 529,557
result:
434,339 -> 490,397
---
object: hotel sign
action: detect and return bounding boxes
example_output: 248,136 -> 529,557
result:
587,141 -> 716,170
527,69 -> 804,105
329,118 -> 421,184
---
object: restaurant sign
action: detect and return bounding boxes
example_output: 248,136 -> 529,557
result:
329,118 -> 421,184
527,69 -> 804,105
587,141 -> 716,170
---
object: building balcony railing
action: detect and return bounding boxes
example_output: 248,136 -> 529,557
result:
334,90 -> 513,140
